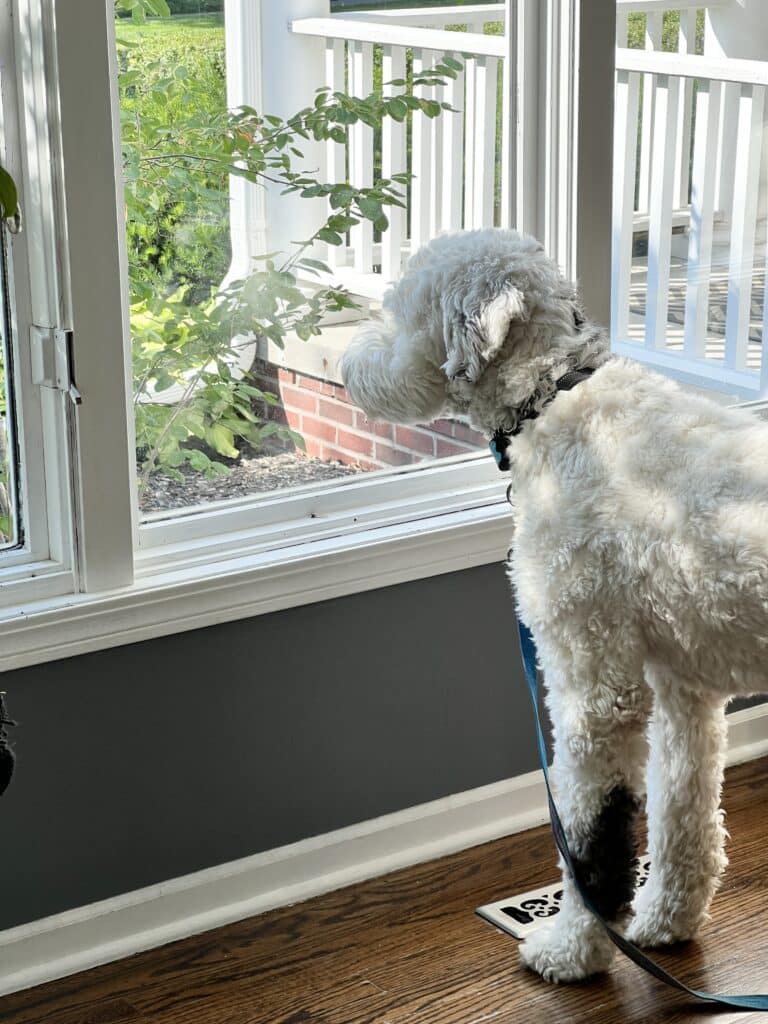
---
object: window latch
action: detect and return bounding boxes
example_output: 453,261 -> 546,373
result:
30,326 -> 82,406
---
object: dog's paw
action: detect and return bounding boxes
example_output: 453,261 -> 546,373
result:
518,924 -> 614,984
624,908 -> 699,948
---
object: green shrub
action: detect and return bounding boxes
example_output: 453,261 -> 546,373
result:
118,22 -> 230,305
166,0 -> 222,12
117,3 -> 459,487
626,10 -> 705,54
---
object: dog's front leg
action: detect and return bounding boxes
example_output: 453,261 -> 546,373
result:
519,647 -> 649,983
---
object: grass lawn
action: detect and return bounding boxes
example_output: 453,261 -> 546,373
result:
116,12 -> 223,42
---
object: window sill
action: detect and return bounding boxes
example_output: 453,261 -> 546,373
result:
0,500 -> 512,672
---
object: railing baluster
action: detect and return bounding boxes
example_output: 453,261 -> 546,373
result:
430,71 -> 445,237
381,43 -> 406,283
471,55 -> 498,227
463,55 -> 477,229
684,79 -> 722,359
611,69 -> 640,342
761,250 -> 768,397
615,9 -> 628,48
638,11 -> 662,216
410,47 -> 432,250
349,40 -> 374,274
724,83 -> 765,372
440,54 -> 464,232
325,39 -> 347,269
674,9 -> 696,209
645,73 -> 680,349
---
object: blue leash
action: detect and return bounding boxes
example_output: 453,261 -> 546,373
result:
518,618 -> 768,1010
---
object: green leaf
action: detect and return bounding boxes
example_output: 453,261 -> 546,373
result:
0,165 -> 18,220
387,97 -> 408,122
357,196 -> 382,222
418,98 -> 442,118
317,227 -> 343,246
206,423 -> 239,458
329,184 -> 355,208
298,257 -> 332,274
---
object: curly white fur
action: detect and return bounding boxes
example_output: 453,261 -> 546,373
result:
341,228 -> 768,984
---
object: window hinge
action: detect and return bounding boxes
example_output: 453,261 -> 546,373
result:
30,326 -> 82,405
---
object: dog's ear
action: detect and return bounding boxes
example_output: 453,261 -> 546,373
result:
442,285 -> 526,383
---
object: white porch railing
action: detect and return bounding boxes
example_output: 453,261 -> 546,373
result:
291,7 -> 506,299
286,3 -> 767,401
611,43 -> 768,399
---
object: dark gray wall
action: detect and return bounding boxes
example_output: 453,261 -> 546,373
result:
1,562 -> 762,932
0,562 -> 536,931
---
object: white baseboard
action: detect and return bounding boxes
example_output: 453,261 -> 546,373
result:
1,702 -> 766,999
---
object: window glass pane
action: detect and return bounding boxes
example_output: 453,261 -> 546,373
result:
0,228 -> 19,549
118,3 -> 505,519
611,8 -> 767,404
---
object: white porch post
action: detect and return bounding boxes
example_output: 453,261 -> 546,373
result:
224,0 -> 330,272
705,2 -> 768,227
502,0 -> 540,237
543,0 -> 615,325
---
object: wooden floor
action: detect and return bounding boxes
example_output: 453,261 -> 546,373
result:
4,757 -> 768,1024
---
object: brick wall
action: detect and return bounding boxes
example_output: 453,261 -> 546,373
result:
251,358 -> 484,471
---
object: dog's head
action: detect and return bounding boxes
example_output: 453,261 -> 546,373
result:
340,228 -> 602,437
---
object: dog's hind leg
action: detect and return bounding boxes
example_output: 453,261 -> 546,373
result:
625,670 -> 728,948
518,636 -> 650,983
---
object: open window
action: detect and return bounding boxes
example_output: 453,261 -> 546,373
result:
0,0 -> 617,667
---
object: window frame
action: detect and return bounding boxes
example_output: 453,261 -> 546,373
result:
0,0 -> 78,606
0,0 -> 620,669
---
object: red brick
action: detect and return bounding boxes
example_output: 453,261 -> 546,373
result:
451,421 -> 484,445
374,444 -> 416,467
337,430 -> 374,457
354,412 -> 393,439
296,374 -> 328,392
332,384 -> 352,404
301,415 -> 337,444
303,438 -> 323,459
277,367 -> 295,385
436,438 -> 475,458
281,385 -> 317,414
284,409 -> 302,431
318,397 -> 355,426
394,425 -> 435,455
431,418 -> 455,436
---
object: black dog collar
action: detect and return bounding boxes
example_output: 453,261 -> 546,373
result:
489,367 -> 595,471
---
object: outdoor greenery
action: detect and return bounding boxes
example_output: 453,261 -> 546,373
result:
117,0 -> 458,487
627,9 -> 705,54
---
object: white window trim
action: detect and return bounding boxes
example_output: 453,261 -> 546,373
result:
0,500 -> 514,672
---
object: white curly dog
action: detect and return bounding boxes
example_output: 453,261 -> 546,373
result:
341,228 -> 768,985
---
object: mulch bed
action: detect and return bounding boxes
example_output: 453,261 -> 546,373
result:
139,450 -> 362,514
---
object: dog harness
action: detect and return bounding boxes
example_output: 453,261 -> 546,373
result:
496,373 -> 768,1009
489,367 -> 595,471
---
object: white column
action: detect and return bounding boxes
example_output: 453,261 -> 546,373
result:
705,2 -> 768,225
225,0 -> 330,270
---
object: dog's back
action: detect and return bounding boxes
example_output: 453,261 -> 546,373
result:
509,356 -> 768,696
